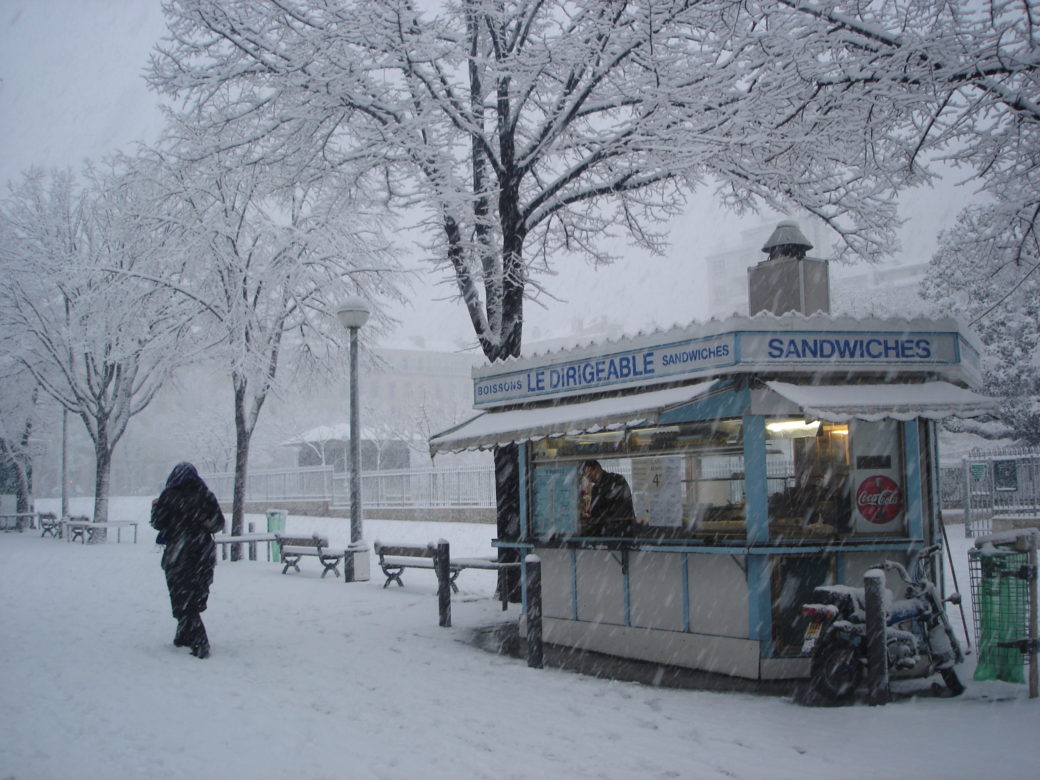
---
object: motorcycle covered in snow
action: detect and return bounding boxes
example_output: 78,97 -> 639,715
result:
799,543 -> 965,704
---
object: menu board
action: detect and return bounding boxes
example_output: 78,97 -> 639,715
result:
631,456 -> 683,527
531,465 -> 578,536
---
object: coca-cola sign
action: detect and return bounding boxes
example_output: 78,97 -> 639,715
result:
856,475 -> 903,524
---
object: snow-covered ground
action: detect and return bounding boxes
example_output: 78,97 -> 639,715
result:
1,497 -> 1036,780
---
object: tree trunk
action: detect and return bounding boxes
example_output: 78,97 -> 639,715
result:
13,455 -> 32,514
231,381 -> 252,560
231,438 -> 248,559
61,409 -> 69,518
0,440 -> 33,514
494,443 -> 522,602
91,430 -> 112,537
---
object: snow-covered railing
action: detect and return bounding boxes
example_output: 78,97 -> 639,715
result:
201,464 -> 497,509
202,465 -> 336,504
962,446 -> 1040,537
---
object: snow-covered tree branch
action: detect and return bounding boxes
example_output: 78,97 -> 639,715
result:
141,114 -> 406,545
0,165 -> 195,522
150,0 -> 919,363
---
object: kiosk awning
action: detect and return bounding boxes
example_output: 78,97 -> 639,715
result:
430,381 -> 717,454
764,381 -> 998,423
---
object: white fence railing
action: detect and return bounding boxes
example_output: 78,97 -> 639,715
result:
205,451 -> 986,514
201,464 -> 497,509
961,445 -> 1040,537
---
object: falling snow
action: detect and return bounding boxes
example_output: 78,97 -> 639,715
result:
0,496 -> 1036,780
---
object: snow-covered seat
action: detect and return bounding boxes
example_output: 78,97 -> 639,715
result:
274,534 -> 344,578
373,540 -> 518,611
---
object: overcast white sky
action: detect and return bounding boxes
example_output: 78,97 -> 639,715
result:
0,0 -> 965,354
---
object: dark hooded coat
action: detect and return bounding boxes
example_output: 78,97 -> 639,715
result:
150,463 -> 225,619
586,471 -> 636,537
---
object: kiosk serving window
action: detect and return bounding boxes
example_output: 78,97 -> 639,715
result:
765,419 -> 851,537
528,417 -> 907,540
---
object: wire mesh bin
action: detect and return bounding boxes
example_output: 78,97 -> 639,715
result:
969,528 -> 1039,697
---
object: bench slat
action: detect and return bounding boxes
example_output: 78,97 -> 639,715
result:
375,544 -> 433,558
280,546 -> 341,557
449,557 -> 515,570
380,556 -> 436,569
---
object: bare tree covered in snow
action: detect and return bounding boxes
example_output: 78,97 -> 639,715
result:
150,0 -> 915,363
149,0 -> 919,588
0,166 -> 194,522
0,360 -> 40,513
148,0 -> 1040,576
924,208 -> 1040,442
753,0 -> 1040,441
144,117 -> 406,550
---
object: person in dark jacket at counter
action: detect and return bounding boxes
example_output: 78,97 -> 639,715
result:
151,462 -> 225,659
580,459 -> 638,537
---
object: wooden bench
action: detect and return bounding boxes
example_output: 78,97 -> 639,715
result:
63,517 -> 139,544
65,515 -> 92,543
374,540 -> 519,608
39,512 -> 61,538
374,541 -> 444,589
274,534 -> 344,578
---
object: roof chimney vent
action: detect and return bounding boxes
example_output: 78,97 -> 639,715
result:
748,220 -> 830,316
761,220 -> 813,261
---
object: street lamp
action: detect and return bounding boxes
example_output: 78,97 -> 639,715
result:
337,295 -> 371,581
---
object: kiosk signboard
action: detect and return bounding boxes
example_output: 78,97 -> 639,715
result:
473,320 -> 972,408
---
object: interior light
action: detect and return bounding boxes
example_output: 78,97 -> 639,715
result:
766,420 -> 821,434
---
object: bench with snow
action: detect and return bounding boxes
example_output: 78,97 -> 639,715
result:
373,540 -> 519,608
65,515 -> 92,543
39,512 -> 61,538
273,534 -> 344,579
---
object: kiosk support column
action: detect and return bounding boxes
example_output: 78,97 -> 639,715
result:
744,414 -> 774,648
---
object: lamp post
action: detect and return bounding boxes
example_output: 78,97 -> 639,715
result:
337,295 -> 371,580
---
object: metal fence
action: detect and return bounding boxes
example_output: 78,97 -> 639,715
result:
202,456 -> 799,510
962,446 -> 1040,537
202,466 -> 337,504
202,464 -> 497,509
204,449 -> 1039,524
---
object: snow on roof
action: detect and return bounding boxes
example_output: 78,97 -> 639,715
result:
490,311 -> 981,376
431,379 -> 998,453
764,381 -> 998,422
430,381 -> 717,453
281,424 -> 418,447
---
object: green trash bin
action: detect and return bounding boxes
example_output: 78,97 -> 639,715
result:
266,508 -> 287,563
969,545 -> 1029,684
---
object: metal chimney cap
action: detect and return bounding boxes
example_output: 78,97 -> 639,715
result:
761,220 -> 813,253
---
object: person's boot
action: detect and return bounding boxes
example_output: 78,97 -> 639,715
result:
173,617 -> 191,647
190,615 -> 210,659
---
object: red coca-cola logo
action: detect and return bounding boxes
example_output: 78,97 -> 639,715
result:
856,475 -> 903,524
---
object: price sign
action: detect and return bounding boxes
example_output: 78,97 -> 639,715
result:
631,457 -> 683,527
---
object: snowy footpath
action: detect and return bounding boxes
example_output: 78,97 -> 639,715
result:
1,497 -> 1037,780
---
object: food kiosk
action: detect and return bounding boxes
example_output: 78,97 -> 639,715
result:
430,223 -> 997,681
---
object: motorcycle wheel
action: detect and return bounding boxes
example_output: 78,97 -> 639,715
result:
940,668 -> 965,696
808,639 -> 863,704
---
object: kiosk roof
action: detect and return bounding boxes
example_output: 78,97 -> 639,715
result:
430,381 -> 717,454
763,381 -> 998,422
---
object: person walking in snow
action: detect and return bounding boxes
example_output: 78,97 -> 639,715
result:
151,462 -> 225,659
